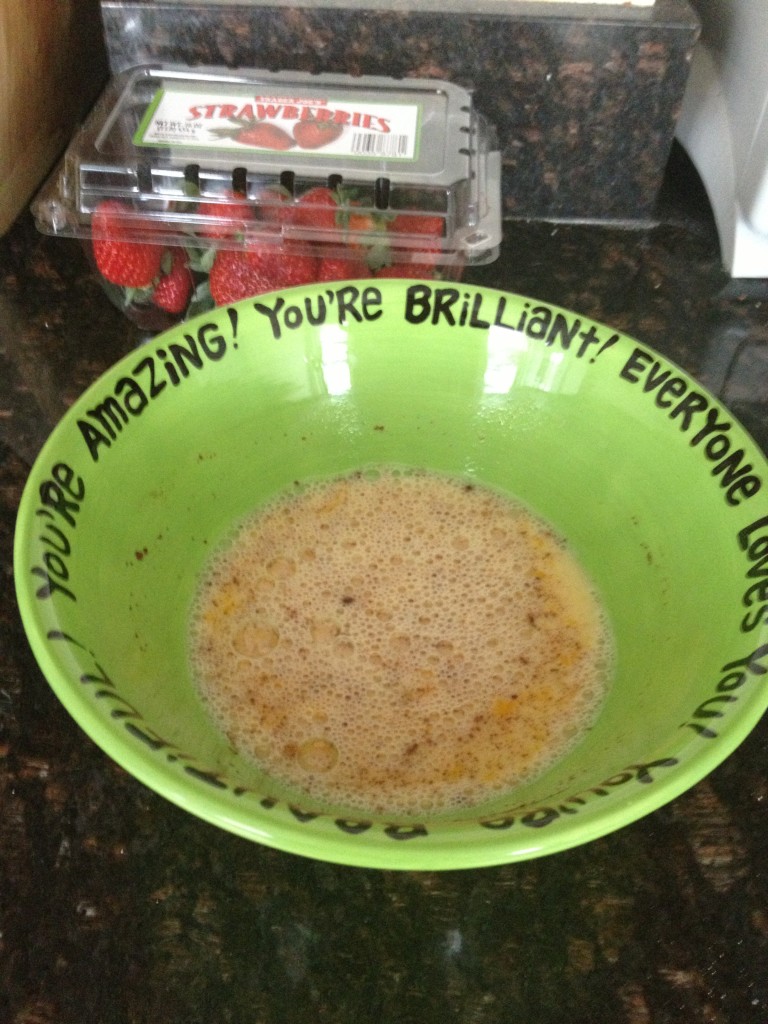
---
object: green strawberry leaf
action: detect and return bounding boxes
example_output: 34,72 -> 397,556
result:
208,122 -> 248,139
123,283 -> 156,307
186,280 -> 215,318
334,184 -> 359,204
185,244 -> 218,274
365,241 -> 392,272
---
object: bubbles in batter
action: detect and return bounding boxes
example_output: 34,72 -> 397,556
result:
189,468 -> 613,817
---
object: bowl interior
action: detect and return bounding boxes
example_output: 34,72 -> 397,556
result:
15,282 -> 768,868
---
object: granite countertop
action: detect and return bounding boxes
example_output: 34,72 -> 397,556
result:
2,145 -> 767,1024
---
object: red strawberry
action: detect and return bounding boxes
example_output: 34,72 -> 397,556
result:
196,192 -> 254,239
209,249 -> 274,305
387,213 -> 444,271
209,244 -> 319,305
346,208 -> 379,235
289,186 -> 339,231
209,250 -> 267,305
278,250 -> 320,288
293,119 -> 344,150
235,122 -> 294,150
246,244 -> 319,289
257,185 -> 292,225
152,248 -> 193,313
388,213 -> 445,237
317,255 -> 371,282
91,200 -> 163,287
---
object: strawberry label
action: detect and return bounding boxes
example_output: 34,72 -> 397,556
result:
134,87 -> 422,160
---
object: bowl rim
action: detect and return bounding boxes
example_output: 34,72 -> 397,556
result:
14,280 -> 768,869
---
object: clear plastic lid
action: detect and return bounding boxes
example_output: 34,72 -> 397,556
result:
32,64 -> 502,267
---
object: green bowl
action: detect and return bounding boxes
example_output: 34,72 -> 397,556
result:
14,281 -> 768,869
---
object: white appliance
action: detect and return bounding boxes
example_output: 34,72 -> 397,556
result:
676,0 -> 768,277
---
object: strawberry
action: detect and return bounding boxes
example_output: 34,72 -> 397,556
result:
293,119 -> 344,150
209,244 -> 319,305
237,122 -> 295,149
387,213 -> 444,271
289,186 -> 339,231
152,247 -> 194,313
278,250 -> 320,288
246,244 -> 319,289
317,255 -> 371,282
196,192 -> 254,239
209,118 -> 295,150
347,209 -> 378,234
388,213 -> 445,237
91,200 -> 163,287
257,185 -> 292,225
209,249 -> 277,306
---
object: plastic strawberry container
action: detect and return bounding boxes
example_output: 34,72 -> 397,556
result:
31,65 -> 502,330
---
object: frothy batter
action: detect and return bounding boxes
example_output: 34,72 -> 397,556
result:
189,469 -> 612,816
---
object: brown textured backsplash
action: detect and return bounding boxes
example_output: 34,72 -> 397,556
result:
99,0 -> 700,223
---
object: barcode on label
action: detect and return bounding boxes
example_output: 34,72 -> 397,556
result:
351,133 -> 411,158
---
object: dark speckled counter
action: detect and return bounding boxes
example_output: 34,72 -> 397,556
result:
99,0 -> 700,222
2,145 -> 768,1024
